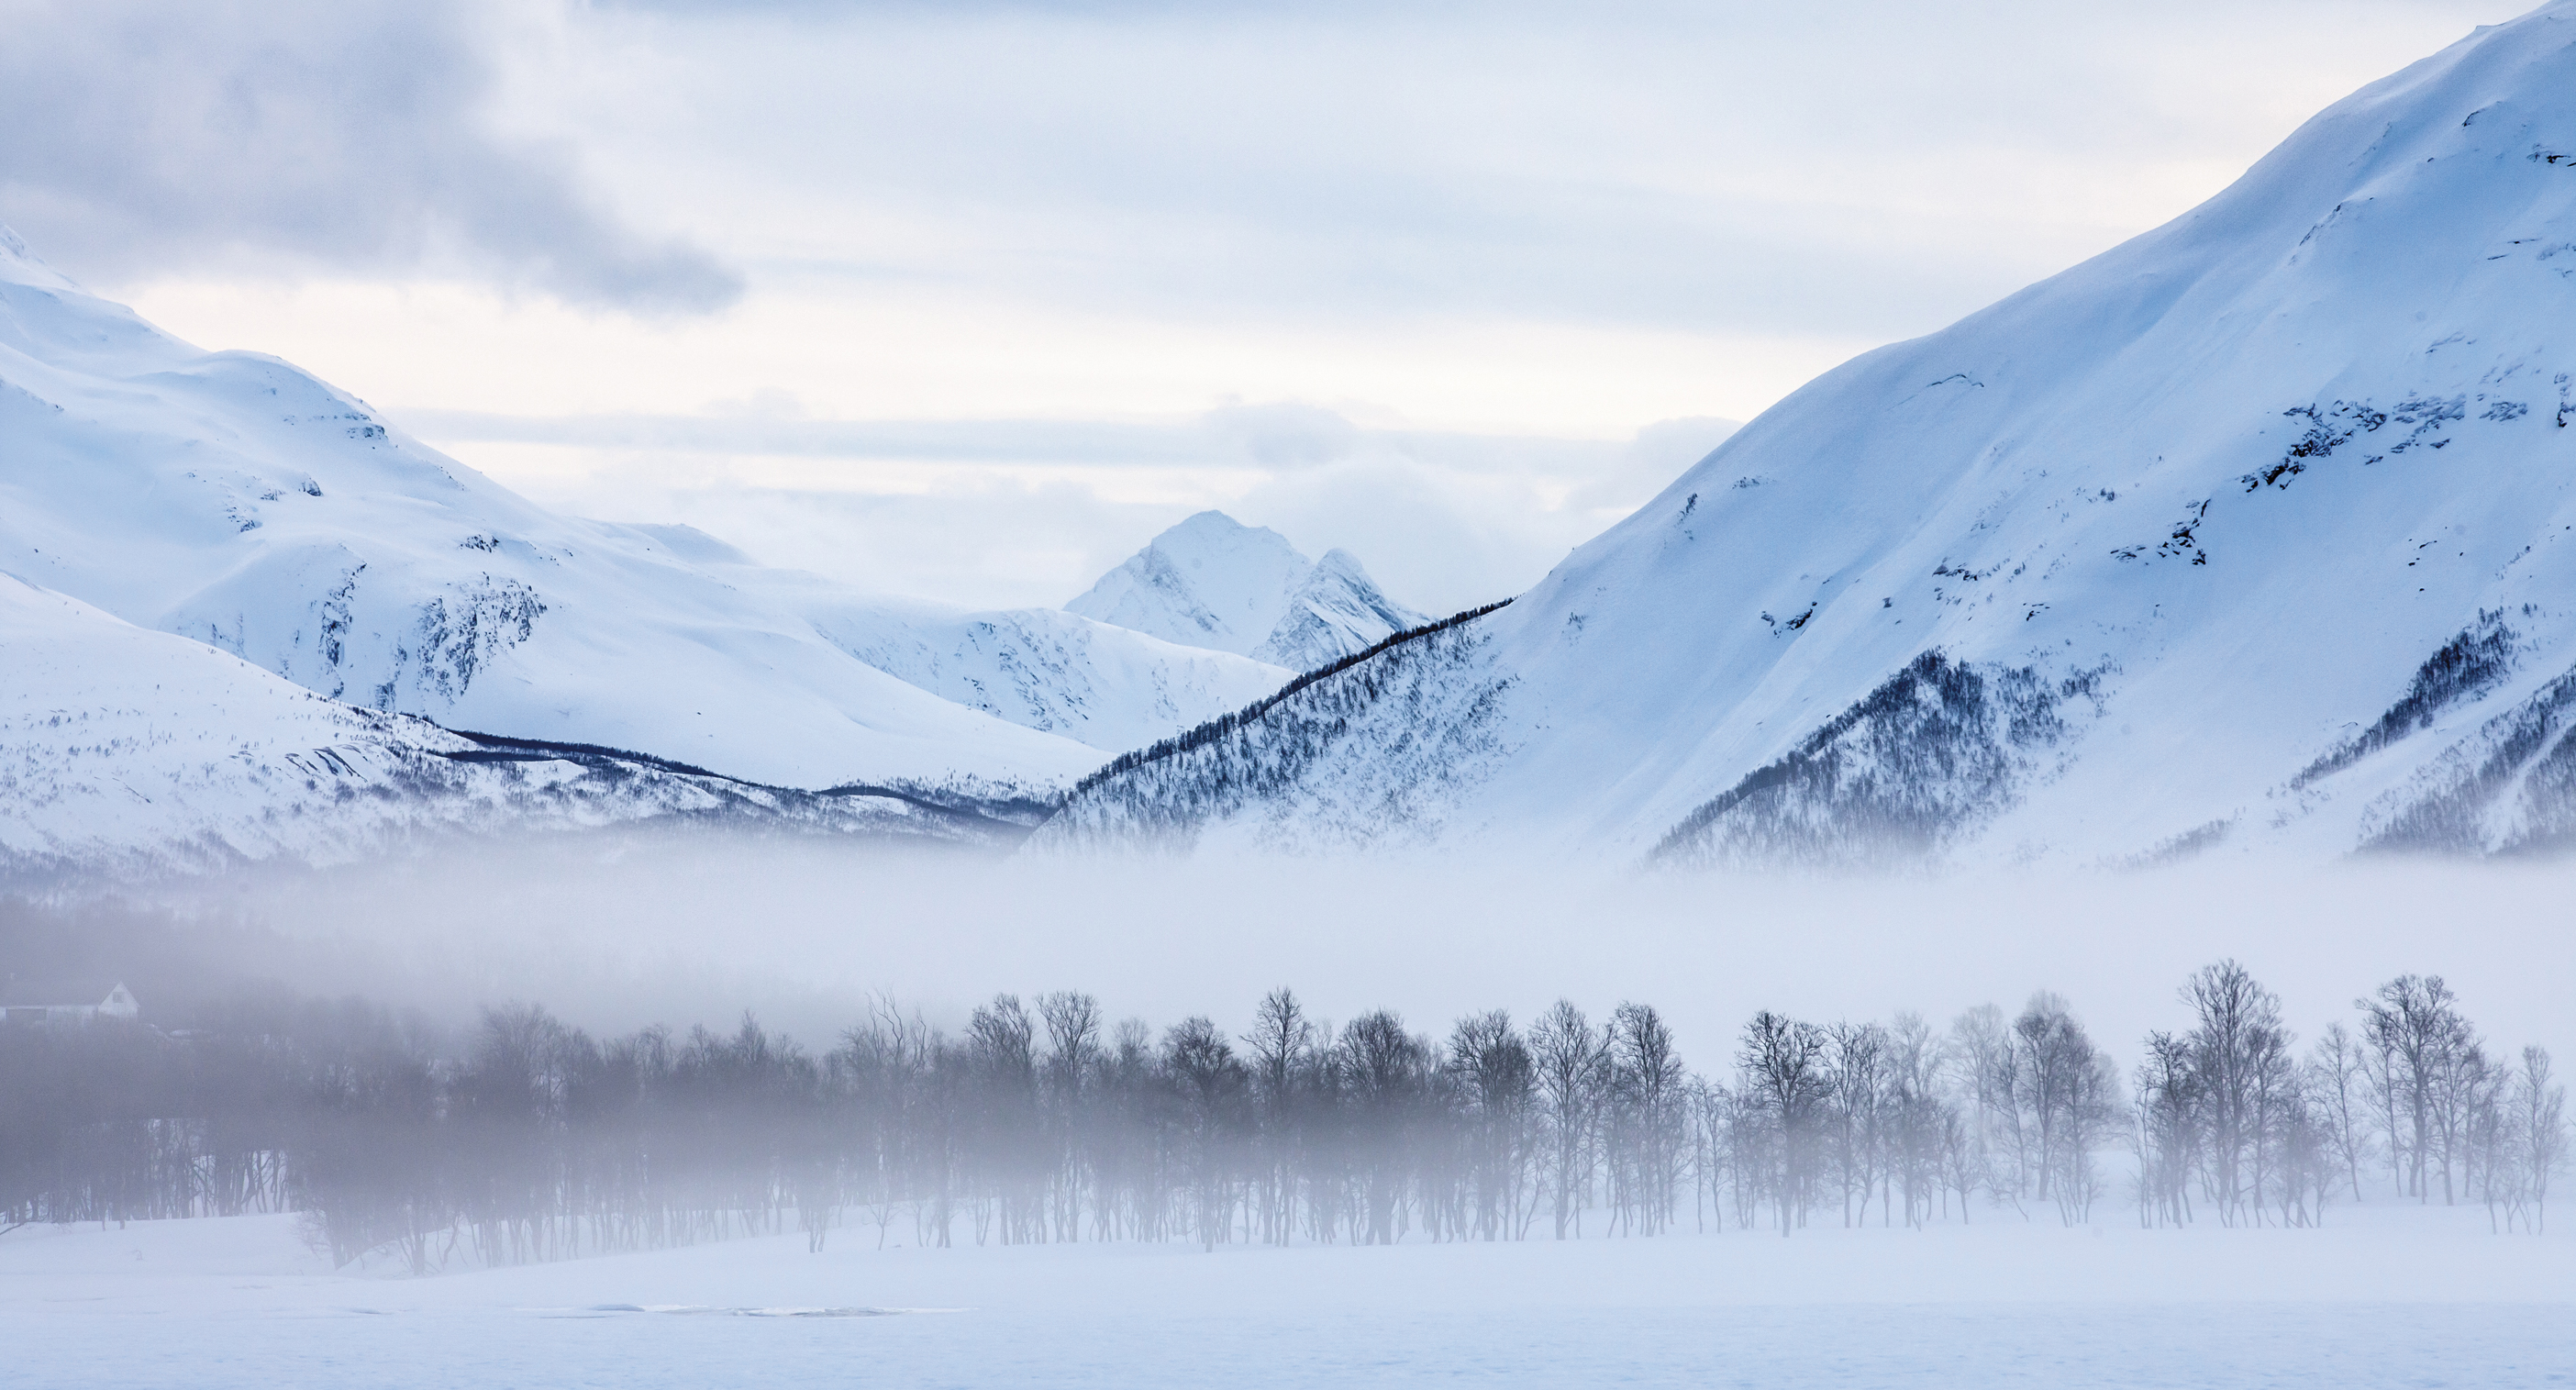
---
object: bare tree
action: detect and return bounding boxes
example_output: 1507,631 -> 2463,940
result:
2132,1030 -> 2198,1229
2307,1022 -> 2373,1202
1160,1017 -> 1249,1251
2360,974 -> 2470,1203
1739,1010 -> 1833,1236
2014,993 -> 2119,1226
1529,1000 -> 1608,1240
1037,991 -> 1103,1241
2513,1046 -> 2566,1233
1610,1003 -> 1687,1236
1949,1004 -> 2022,1210
1825,1021 -> 1889,1227
2180,961 -> 2291,1227
1242,988 -> 1314,1245
1447,1009 -> 1538,1240
1338,1011 -> 1430,1245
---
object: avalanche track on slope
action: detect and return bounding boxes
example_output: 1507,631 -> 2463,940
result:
1042,3 -> 2576,865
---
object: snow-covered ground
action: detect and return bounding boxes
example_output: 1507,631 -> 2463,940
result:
3,1206 -> 2566,1389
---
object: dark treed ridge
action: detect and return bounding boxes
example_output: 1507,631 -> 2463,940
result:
1062,599 -> 1514,802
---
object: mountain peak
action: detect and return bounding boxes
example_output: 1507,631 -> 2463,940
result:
1066,512 -> 1422,670
1167,509 -> 1288,544
1064,511 -> 1309,655
1251,548 -> 1423,670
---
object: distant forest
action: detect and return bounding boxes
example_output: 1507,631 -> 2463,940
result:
3,930 -> 2563,1272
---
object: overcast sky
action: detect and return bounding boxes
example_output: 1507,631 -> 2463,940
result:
0,0 -> 2524,610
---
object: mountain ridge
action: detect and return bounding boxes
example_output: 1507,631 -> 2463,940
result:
1040,3 -> 2576,866
0,232 -> 1286,801
0,573 -> 1007,882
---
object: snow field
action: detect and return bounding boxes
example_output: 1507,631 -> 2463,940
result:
2,1206 -> 2568,1389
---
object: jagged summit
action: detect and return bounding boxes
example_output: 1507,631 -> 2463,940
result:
1039,5 -> 2576,865
1066,511 -> 1425,672
1251,548 -> 1422,671
1066,512 -> 1308,653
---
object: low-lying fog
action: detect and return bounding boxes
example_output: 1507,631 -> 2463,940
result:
16,833 -> 2566,1062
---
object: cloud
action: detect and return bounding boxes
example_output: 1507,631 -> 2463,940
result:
409,407 -> 1219,464
1201,403 -> 1363,472
572,470 -> 1192,610
1564,416 -> 1741,513
424,404 -> 1738,610
0,0 -> 741,313
561,0 -> 2510,345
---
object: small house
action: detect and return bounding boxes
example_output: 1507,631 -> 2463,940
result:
0,982 -> 141,1025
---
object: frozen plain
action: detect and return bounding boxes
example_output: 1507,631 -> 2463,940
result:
4,1206 -> 2569,1389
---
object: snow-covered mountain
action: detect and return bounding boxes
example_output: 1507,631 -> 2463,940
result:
0,228 -> 1278,800
0,574 -> 997,880
1038,4 -> 2576,866
730,569 -> 1290,756
1254,549 -> 1427,672
1065,512 -> 1425,672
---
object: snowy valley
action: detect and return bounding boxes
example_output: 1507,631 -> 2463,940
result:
11,4 -> 2576,1388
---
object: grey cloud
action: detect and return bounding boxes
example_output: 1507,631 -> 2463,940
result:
0,0 -> 741,313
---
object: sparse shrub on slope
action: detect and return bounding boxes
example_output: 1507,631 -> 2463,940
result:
1036,603 -> 1516,852
1650,653 -> 2106,871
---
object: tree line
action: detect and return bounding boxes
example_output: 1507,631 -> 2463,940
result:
0,962 -> 2561,1271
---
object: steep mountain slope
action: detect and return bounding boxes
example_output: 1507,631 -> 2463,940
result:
1038,4 -> 2576,865
1066,512 -> 1424,671
733,568 -> 1292,754
0,228 -> 1257,791
0,575 -> 986,879
1250,549 -> 1425,672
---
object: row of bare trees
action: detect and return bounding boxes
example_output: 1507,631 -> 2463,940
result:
2134,966 -> 2566,1233
1,966 -> 2561,1267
